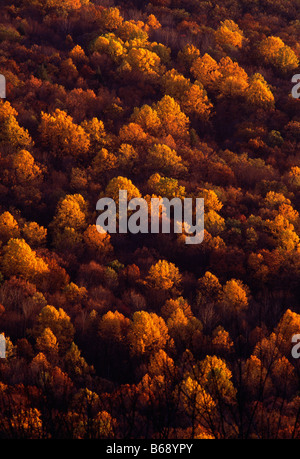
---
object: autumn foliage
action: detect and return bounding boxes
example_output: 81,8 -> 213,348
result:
0,0 -> 299,440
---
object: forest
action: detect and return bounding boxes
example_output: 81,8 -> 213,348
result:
0,0 -> 300,440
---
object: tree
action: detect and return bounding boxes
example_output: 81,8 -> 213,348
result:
147,173 -> 185,199
266,215 -> 300,251
34,305 -> 75,354
128,311 -> 170,357
11,150 -> 42,186
24,0 -> 88,14
52,194 -> 87,233
39,109 -> 90,159
167,308 -> 203,353
161,297 -> 192,320
205,210 -> 226,236
93,33 -> 125,63
130,105 -> 161,136
245,74 -> 275,110
218,57 -> 249,98
181,83 -> 213,121
81,117 -> 106,151
191,54 -> 221,92
36,327 -> 59,359
196,355 -> 237,403
98,310 -> 130,346
258,36 -> 299,73
219,279 -> 249,314
64,342 -> 92,380
9,408 -> 43,439
153,96 -> 190,139
124,48 -> 161,76
1,238 -> 49,281
146,144 -> 187,175
197,272 -> 222,304
146,260 -> 181,291
215,20 -> 245,50
275,309 -> 300,356
83,225 -> 113,261
23,222 -> 47,248
177,44 -> 201,71
99,7 -> 123,31
117,144 -> 138,171
180,376 -> 216,429
119,123 -> 148,146
0,212 -> 20,244
0,100 -> 32,149
105,176 -> 141,203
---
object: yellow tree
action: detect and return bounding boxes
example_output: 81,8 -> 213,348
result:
99,7 -> 123,31
245,74 -> 275,110
266,215 -> 299,251
104,176 -> 141,203
147,173 -> 185,199
180,376 -> 216,428
275,309 -> 300,356
130,104 -> 161,136
146,259 -> 182,291
128,310 -> 170,357
242,355 -> 273,399
23,222 -> 47,248
92,148 -> 117,179
123,48 -> 161,76
36,327 -> 59,359
64,342 -> 93,379
51,194 -> 87,251
205,210 -> 225,236
10,408 -> 43,439
146,143 -> 187,175
196,355 -> 237,403
119,122 -> 148,146
34,305 -> 75,353
93,33 -> 125,62
191,54 -> 221,92
153,95 -> 190,139
98,310 -> 130,345
211,326 -> 234,355
181,83 -> 213,121
1,238 -> 49,281
167,308 -> 203,352
215,20 -> 245,50
52,194 -> 87,233
81,117 -> 106,151
0,212 -> 20,244
202,189 -> 223,212
162,69 -> 191,101
0,100 -> 32,149
117,143 -> 138,171
177,44 -> 201,70
162,69 -> 212,119
161,297 -> 193,320
258,36 -> 299,73
11,150 -> 42,186
218,57 -> 249,98
39,109 -> 90,159
219,279 -> 249,314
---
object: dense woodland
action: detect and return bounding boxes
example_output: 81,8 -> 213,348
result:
0,0 -> 300,439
